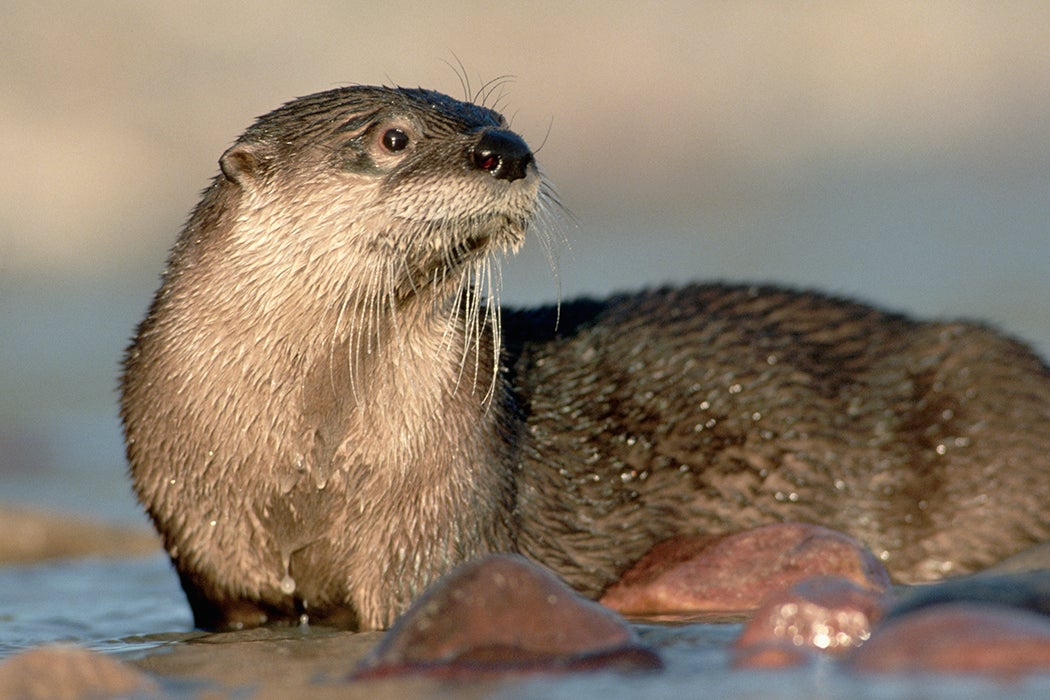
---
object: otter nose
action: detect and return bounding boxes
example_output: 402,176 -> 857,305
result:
472,129 -> 534,182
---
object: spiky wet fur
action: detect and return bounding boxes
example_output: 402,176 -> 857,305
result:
122,85 -> 1050,631
122,86 -> 547,629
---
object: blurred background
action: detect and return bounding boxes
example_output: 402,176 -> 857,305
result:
3,2 -> 1049,531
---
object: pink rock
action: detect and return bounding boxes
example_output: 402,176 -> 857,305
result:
848,602 -> 1050,677
0,645 -> 156,699
351,554 -> 661,679
733,576 -> 889,668
600,523 -> 890,616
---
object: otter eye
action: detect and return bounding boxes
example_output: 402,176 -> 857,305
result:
381,128 -> 409,153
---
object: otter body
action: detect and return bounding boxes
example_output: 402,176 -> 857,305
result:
121,86 -> 1050,630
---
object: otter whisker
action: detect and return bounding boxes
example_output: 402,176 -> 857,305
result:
450,265 -> 479,397
480,256 -> 503,406
367,262 -> 385,355
469,260 -> 487,396
400,248 -> 421,299
474,74 -> 515,110
346,271 -> 371,400
330,285 -> 353,397
444,53 -> 472,104
386,257 -> 402,356
535,181 -> 573,328
439,254 -> 466,356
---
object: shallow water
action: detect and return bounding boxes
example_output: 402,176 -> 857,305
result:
0,554 -> 190,658
3,555 -> 1050,698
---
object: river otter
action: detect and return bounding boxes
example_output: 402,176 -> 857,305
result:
121,85 -> 1050,631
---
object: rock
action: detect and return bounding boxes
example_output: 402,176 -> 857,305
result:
0,645 -> 156,699
733,576 -> 888,668
600,523 -> 890,616
350,554 -> 662,679
848,602 -> 1050,676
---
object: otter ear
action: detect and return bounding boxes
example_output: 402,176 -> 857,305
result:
219,141 -> 270,187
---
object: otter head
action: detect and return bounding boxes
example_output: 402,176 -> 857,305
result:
211,86 -> 541,304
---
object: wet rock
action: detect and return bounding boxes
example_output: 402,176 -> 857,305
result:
733,576 -> 889,668
847,602 -> 1050,676
600,523 -> 890,616
351,554 -> 662,679
0,645 -> 156,699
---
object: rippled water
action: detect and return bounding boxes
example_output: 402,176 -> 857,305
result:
3,555 -> 1050,698
0,554 -> 190,658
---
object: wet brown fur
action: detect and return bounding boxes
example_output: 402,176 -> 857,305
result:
122,86 -> 1050,631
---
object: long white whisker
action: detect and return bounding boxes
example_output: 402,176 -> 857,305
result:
443,282 -> 463,353
471,260 -> 487,395
331,284 -> 352,396
480,256 -> 503,407
536,182 -> 572,330
451,259 -> 482,396
387,258 -> 402,356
